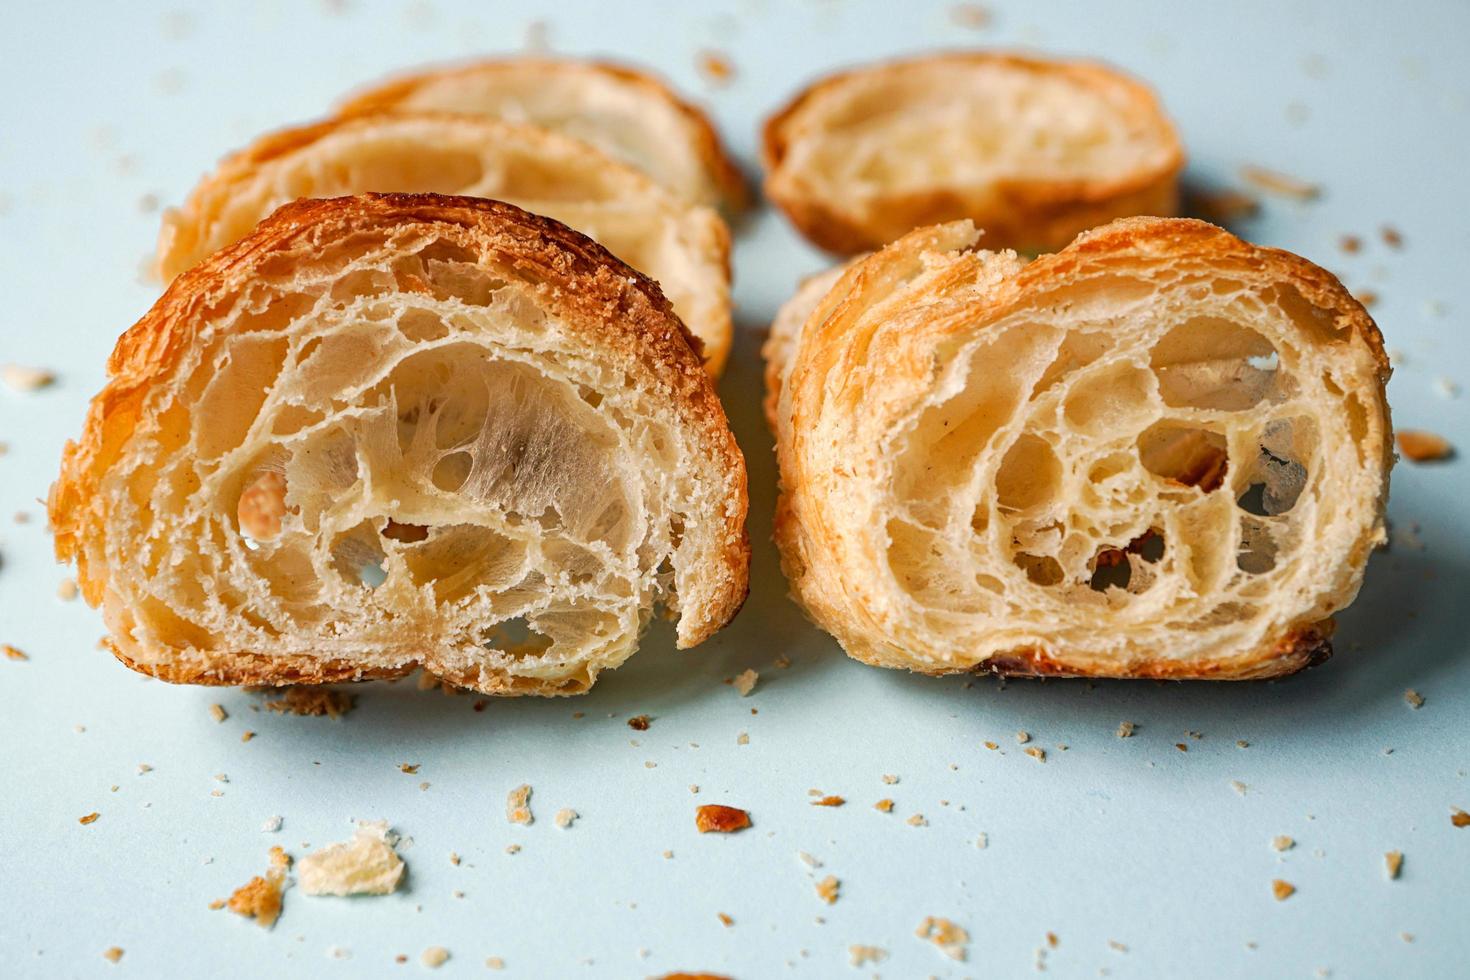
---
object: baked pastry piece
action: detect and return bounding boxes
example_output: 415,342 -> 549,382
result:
767,217 -> 1391,679
156,112 -> 734,375
51,193 -> 749,695
339,58 -> 747,214
762,52 -> 1183,255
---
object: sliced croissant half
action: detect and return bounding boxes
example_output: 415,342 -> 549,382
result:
767,217 -> 1391,680
762,52 -> 1183,255
52,194 -> 750,695
156,112 -> 734,375
339,57 -> 748,214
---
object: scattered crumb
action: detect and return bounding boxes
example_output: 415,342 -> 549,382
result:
983,741 -> 999,751
848,944 -> 887,966
102,947 -> 123,963
1108,940 -> 1129,953
1175,743 -> 1188,753
1381,225 -> 1404,248
1339,234 -> 1362,254
1024,746 -> 1046,763
662,850 -> 673,859
733,668 -> 758,696
485,956 -> 505,969
1237,740 -> 1249,749
136,764 -> 152,775
555,808 -> 577,829
1116,721 -> 1135,738
1404,689 -> 1426,709
874,799 -> 894,813
949,3 -> 992,29
696,50 -> 735,87
240,730 -> 255,743
261,815 -> 282,833
79,812 -> 100,825
1385,850 -> 1403,879
223,850 -> 290,928
815,875 -> 840,905
1240,165 -> 1319,200
1272,879 -> 1296,901
906,813 -> 928,827
736,731 -> 749,745
1434,376 -> 1460,399
916,916 -> 969,961
399,763 -> 420,774
1451,808 -> 1469,828
507,784 -> 533,825
504,844 -> 521,855
797,851 -> 821,869
1047,932 -> 1058,948
627,714 -> 651,731
298,821 -> 405,896
209,703 -> 228,723
3,644 -> 28,661
1,364 -> 56,392
263,687 -> 354,718
695,804 -> 751,833
773,653 -> 791,669
717,912 -> 734,927
689,784 -> 700,794
881,774 -> 899,785
1231,781 -> 1248,796
1354,289 -> 1379,308
1272,835 -> 1295,852
421,946 -> 450,968
811,795 -> 845,807
1396,431 -> 1453,463
1015,730 -> 1030,744
976,832 -> 988,849
57,578 -> 79,601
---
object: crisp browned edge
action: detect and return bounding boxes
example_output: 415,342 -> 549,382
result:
760,50 -> 1187,255
771,216 -> 1390,681
52,192 -> 751,691
338,56 -> 751,214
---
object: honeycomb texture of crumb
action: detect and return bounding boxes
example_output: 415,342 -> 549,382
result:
762,52 -> 1183,255
155,112 -> 734,375
338,58 -> 748,215
298,821 -> 405,896
51,194 -> 749,695
766,217 -> 1391,679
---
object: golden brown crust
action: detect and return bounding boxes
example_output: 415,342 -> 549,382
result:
768,216 -> 1390,681
762,51 -> 1184,254
51,193 -> 749,694
338,57 -> 749,214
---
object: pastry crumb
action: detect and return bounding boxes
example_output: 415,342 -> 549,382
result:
1108,940 -> 1129,953
717,912 -> 734,927
298,821 -> 405,896
916,916 -> 969,961
949,3 -> 992,29
261,815 -> 282,833
1339,234 -> 1362,254
696,50 -> 736,87
736,731 -> 749,745
983,741 -> 999,750
2,364 -> 56,391
240,730 -> 255,743
976,832 -> 988,849
874,798 -> 894,813
421,946 -> 449,968
3,644 -> 28,661
1024,746 -> 1046,763
555,808 -> 577,829
848,944 -> 886,966
504,844 -> 521,855
881,774 -> 899,784
263,687 -> 355,718
1272,879 -> 1296,901
1272,835 -> 1295,852
1381,225 -> 1404,248
695,804 -> 750,833
1396,431 -> 1453,463
399,763 -> 420,774
815,875 -> 840,905
1404,689 -> 1425,709
1116,721 -> 1135,738
1015,730 -> 1030,744
1384,850 -> 1403,879
57,578 -> 79,601
507,784 -> 533,825
797,851 -> 822,869
1175,743 -> 1188,752
733,668 -> 758,696
811,795 -> 845,807
79,811 -> 100,825
224,850 -> 289,928
1231,780 -> 1247,796
209,703 -> 228,723
627,714 -> 651,731
485,956 -> 505,969
906,813 -> 928,827
1451,809 -> 1469,828
102,947 -> 123,963
1240,165 -> 1319,200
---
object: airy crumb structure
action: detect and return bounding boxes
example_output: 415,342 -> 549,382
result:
297,821 -> 405,896
507,785 -> 534,826
916,916 -> 970,961
1396,430 -> 1453,463
695,804 -> 751,833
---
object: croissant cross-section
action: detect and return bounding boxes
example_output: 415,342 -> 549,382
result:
767,217 -> 1391,680
51,194 -> 750,695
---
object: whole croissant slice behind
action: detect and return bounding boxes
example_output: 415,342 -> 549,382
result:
156,112 -> 734,375
339,57 -> 748,214
763,52 -> 1184,255
52,194 -> 750,695
768,217 -> 1390,680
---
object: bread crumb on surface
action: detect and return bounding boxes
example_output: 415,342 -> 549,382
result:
209,703 -> 228,723
906,813 -> 928,827
57,578 -> 79,601
504,844 -> 521,855
1396,431 -> 1453,463
263,687 -> 355,718
881,774 -> 899,784
1231,780 -> 1247,796
1240,165 -> 1319,200
1272,835 -> 1295,852
1175,742 -> 1188,752
1024,746 -> 1046,762
1,364 -> 56,391
1015,730 -> 1030,744
916,916 -> 969,961
627,714 -> 652,731
3,644 -> 29,661
79,812 -> 100,825
733,668 -> 758,696
695,804 -> 751,834
240,730 -> 255,742
1109,939 -> 1129,953
1381,225 -> 1404,248
484,957 -> 505,970
983,741 -> 999,750
399,763 -> 420,774
421,946 -> 450,968
949,3 -> 992,29
815,875 -> 840,904
298,821 -> 405,897
874,798 -> 894,813
736,731 -> 749,745
102,946 -> 124,963
848,944 -> 887,966
1272,879 -> 1296,901
506,784 -> 533,825
717,912 -> 734,927
554,808 -> 577,829
1451,808 -> 1469,828
1385,850 -> 1403,879
797,851 -> 821,869
696,50 -> 735,86
976,832 -> 988,849
1403,688 -> 1425,709
224,850 -> 289,928
1116,721 -> 1135,738
261,815 -> 282,833
811,795 -> 845,807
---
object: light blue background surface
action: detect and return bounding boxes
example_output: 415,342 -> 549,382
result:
2,2 -> 1467,977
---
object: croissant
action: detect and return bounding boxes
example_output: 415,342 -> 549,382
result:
767,217 -> 1391,680
338,57 -> 748,214
762,52 -> 1184,255
51,194 -> 750,695
156,112 -> 734,375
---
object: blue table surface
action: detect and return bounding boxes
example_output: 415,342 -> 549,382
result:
2,2 -> 1467,977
